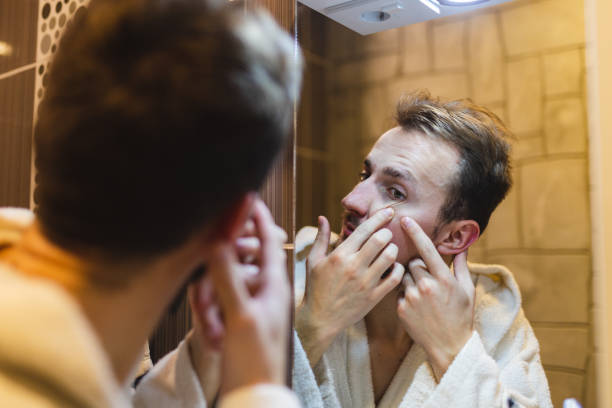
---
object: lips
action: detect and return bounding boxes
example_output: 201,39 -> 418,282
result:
341,217 -> 358,239
341,223 -> 354,239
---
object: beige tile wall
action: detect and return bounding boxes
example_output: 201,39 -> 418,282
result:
297,0 -> 594,406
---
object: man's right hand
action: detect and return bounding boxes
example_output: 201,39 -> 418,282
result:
295,207 -> 404,367
204,199 -> 291,396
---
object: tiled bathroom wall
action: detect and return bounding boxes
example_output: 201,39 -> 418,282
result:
297,0 -> 594,406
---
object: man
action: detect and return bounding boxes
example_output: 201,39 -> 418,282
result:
0,0 -> 302,407
292,93 -> 553,407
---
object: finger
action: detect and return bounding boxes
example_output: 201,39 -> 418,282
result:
400,217 -> 447,278
453,251 -> 473,293
189,279 -> 224,349
308,216 -> 330,268
341,207 -> 394,252
252,199 -> 288,289
275,224 -> 288,244
356,228 -> 393,266
397,296 -> 408,316
372,262 -> 404,301
207,242 -> 248,314
402,269 -> 415,288
241,219 -> 256,237
365,242 -> 397,284
407,257 -> 429,283
236,237 -> 260,264
242,264 -> 261,294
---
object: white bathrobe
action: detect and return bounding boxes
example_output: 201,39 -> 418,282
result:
292,227 -> 553,408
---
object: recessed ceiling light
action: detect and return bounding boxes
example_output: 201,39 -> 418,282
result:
439,0 -> 490,5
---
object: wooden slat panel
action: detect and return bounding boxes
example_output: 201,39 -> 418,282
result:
0,68 -> 35,207
0,0 -> 38,75
247,0 -> 296,31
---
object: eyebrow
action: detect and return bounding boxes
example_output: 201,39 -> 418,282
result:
383,166 -> 416,184
364,159 -> 416,183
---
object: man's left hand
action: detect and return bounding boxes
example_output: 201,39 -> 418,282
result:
396,216 -> 475,381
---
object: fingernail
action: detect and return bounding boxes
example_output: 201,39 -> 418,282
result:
383,207 -> 394,217
401,217 -> 412,228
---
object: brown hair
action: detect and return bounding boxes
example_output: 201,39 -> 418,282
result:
395,91 -> 512,233
34,0 -> 302,259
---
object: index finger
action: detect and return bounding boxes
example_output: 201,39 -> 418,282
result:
400,216 -> 448,277
251,199 -> 288,288
341,207 -> 394,252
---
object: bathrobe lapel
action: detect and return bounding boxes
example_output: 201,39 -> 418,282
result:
344,320 -> 437,408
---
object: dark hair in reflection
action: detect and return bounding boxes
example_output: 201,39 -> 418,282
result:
395,91 -> 512,233
34,0 -> 302,263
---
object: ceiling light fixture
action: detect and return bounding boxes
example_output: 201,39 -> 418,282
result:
438,0 -> 490,5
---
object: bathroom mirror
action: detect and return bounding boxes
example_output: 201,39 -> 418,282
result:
295,1 -> 594,407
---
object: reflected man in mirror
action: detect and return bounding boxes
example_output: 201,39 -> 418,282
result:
293,92 -> 553,408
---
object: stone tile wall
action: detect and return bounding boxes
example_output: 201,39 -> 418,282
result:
297,0 -> 594,406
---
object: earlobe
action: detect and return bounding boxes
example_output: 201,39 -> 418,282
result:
436,220 -> 480,255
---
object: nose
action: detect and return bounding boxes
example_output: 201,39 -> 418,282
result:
341,180 -> 371,218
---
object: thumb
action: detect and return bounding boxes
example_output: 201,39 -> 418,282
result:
307,216 -> 331,270
453,251 -> 474,296
188,278 -> 224,350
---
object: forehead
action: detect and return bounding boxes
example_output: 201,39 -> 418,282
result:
367,127 -> 460,189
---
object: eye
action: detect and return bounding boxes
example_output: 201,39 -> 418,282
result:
359,171 -> 370,181
388,187 -> 405,201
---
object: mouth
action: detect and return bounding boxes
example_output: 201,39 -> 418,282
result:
341,219 -> 357,239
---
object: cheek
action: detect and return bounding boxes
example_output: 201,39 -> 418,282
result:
387,213 -> 439,265
387,219 -> 418,265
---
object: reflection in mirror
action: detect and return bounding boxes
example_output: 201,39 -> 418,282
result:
296,2 -> 592,407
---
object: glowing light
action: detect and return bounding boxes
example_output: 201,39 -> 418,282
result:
0,41 -> 13,57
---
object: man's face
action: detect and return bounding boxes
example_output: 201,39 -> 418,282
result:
340,127 -> 460,265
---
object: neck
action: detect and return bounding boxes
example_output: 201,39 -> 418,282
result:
365,287 -> 411,348
4,223 -> 200,384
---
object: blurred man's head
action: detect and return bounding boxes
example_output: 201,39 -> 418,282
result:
34,0 -> 302,273
341,92 -> 512,264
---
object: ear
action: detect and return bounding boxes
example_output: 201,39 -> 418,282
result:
205,192 -> 257,244
435,220 -> 480,256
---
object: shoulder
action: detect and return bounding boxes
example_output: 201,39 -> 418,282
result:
0,207 -> 34,248
295,226 -> 339,262
0,266 -> 127,408
469,262 -> 522,305
469,262 -> 533,354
